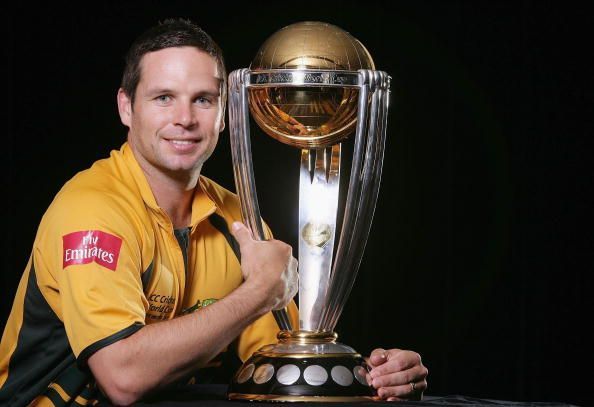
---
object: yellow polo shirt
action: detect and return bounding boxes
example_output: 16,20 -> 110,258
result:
0,143 -> 298,406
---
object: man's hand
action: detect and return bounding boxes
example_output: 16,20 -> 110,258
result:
231,221 -> 298,311
366,348 -> 428,401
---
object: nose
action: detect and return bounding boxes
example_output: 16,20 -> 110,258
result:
173,101 -> 197,128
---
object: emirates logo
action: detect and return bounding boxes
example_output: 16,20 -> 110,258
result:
62,230 -> 123,271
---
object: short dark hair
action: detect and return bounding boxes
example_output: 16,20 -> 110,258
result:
121,18 -> 226,105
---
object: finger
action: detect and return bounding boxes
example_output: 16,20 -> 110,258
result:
231,221 -> 254,247
368,348 -> 388,368
376,379 -> 427,400
370,364 -> 428,389
370,350 -> 420,377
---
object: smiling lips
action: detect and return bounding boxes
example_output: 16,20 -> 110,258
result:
170,139 -> 195,145
164,137 -> 201,152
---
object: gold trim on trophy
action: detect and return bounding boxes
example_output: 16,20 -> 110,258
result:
277,330 -> 338,344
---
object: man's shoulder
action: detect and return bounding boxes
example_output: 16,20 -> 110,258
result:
60,149 -> 141,205
42,148 -> 146,230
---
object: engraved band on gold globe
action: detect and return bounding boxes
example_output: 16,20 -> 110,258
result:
249,70 -> 361,87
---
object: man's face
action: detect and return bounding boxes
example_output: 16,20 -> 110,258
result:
118,47 -> 225,179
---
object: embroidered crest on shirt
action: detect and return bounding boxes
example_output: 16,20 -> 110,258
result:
62,230 -> 123,271
181,298 -> 219,315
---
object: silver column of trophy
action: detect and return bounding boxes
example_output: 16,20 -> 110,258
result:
226,21 -> 390,401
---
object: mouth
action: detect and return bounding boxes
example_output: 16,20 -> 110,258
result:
163,137 -> 202,152
169,139 -> 197,145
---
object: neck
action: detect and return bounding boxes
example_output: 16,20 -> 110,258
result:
138,161 -> 201,230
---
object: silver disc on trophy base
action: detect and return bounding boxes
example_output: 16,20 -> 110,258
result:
227,21 -> 390,401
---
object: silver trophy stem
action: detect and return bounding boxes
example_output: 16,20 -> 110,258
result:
228,69 -> 292,331
319,70 -> 390,331
298,146 -> 341,331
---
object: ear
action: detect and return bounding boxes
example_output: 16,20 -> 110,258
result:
117,88 -> 132,128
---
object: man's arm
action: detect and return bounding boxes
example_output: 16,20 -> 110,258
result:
88,222 -> 298,405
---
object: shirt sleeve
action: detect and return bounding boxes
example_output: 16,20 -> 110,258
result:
35,188 -> 147,366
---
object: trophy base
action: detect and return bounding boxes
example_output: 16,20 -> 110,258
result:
228,331 -> 378,402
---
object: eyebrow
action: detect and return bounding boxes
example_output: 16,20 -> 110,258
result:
196,90 -> 221,97
145,88 -> 173,97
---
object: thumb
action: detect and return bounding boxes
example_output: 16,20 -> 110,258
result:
368,348 -> 388,368
231,221 -> 254,247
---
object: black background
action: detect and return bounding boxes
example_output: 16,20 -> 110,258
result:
4,2 -> 593,406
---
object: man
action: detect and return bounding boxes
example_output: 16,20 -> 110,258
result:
0,19 -> 428,405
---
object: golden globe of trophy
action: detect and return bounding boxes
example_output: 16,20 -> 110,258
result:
227,21 -> 390,401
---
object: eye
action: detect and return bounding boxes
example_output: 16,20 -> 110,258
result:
155,95 -> 172,104
195,96 -> 214,107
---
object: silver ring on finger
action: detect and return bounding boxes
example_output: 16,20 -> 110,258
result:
409,381 -> 416,392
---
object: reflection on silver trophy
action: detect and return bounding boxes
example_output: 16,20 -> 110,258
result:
227,21 -> 390,401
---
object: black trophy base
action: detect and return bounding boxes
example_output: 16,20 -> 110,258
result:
227,331 -> 378,402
